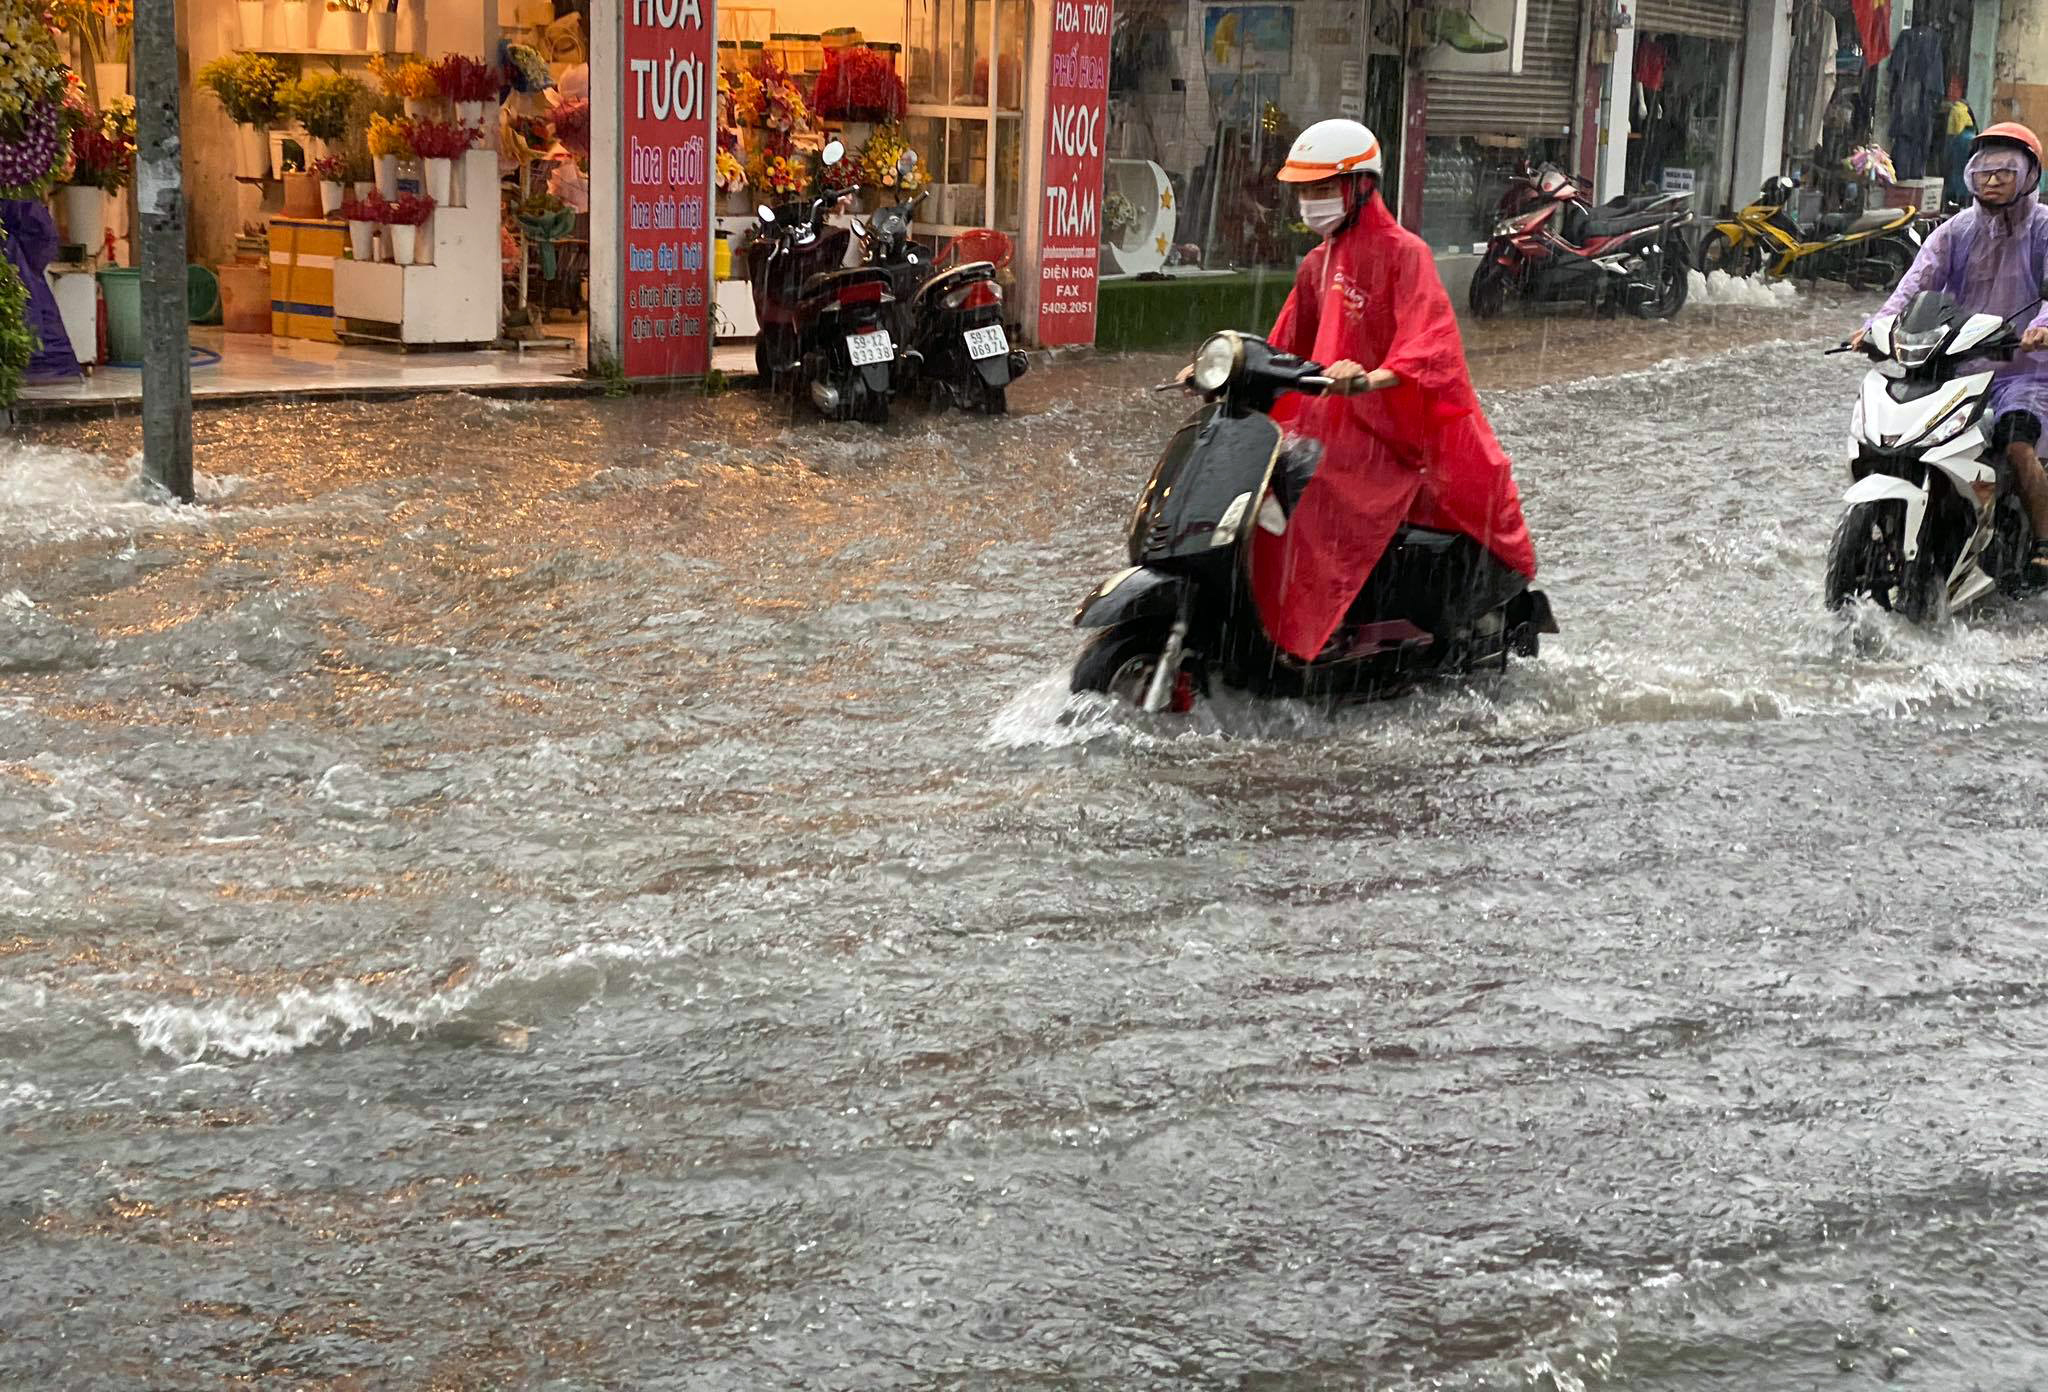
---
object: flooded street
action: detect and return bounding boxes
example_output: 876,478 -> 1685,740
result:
9,289 -> 2048,1390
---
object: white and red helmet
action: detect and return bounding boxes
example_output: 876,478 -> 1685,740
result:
1277,119 -> 1384,184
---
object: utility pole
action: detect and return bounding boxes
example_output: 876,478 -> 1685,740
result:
134,0 -> 193,502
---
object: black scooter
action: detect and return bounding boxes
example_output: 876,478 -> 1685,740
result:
857,151 -> 1029,413
1070,331 -> 1557,711
745,141 -> 900,423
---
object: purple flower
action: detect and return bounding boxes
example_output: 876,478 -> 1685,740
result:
0,100 -> 62,196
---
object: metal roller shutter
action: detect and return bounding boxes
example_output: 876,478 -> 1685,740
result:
1636,0 -> 1745,41
1424,0 -> 1582,138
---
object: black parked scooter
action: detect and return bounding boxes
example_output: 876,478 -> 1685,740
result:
1070,331 -> 1557,711
745,141 -> 900,423
856,151 -> 1028,413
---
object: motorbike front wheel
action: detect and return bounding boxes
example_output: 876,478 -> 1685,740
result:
1697,229 -> 1760,279
1468,259 -> 1511,319
1070,621 -> 1200,711
1824,501 -> 1906,611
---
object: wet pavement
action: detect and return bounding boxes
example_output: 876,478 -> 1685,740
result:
8,285 -> 2048,1390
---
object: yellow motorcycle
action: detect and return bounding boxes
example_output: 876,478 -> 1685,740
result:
1698,176 -> 1921,290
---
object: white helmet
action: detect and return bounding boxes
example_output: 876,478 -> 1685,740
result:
1278,119 -> 1384,184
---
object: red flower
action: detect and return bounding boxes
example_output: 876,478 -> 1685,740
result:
812,48 -> 906,122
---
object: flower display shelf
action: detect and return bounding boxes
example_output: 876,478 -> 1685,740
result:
331,148 -> 498,346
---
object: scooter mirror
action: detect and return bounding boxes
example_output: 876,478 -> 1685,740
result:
821,140 -> 846,167
757,204 -> 776,225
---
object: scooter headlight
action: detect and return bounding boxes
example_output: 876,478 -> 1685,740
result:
1894,326 -> 1946,368
1190,333 -> 1241,392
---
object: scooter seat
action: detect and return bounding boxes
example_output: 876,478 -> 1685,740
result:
1578,209 -> 1669,239
1816,209 -> 1899,237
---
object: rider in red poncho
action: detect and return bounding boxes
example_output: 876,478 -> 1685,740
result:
1250,119 -> 1538,661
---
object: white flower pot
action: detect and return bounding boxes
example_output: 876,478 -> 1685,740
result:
390,224 -> 417,265
281,1 -> 310,46
60,185 -> 106,256
320,179 -> 344,214
371,11 -> 396,50
423,157 -> 451,207
234,124 -> 270,179
456,101 -> 484,126
373,153 -> 398,198
403,97 -> 431,119
345,9 -> 368,47
353,180 -> 374,199
238,0 -> 266,45
93,63 -> 127,101
348,219 -> 375,260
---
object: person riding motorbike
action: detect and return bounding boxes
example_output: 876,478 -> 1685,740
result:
1853,121 -> 2048,579
1244,118 -> 1537,661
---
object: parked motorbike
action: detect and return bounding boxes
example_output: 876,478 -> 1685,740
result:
855,151 -> 1029,413
1469,164 -> 1694,320
1821,283 -> 2048,622
744,140 -> 901,423
1068,331 -> 1557,711
1700,175 -> 1921,289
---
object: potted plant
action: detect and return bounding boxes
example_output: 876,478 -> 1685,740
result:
311,153 -> 346,213
58,97 -> 133,259
382,190 -> 433,265
403,117 -> 475,206
322,0 -> 371,51
198,53 -> 286,179
431,54 -> 498,126
339,189 -> 387,260
283,71 -> 364,164
365,111 -> 411,196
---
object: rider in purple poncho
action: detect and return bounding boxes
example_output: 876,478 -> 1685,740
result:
1860,122 -> 2048,577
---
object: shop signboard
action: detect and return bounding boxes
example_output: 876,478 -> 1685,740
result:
622,0 -> 716,378
1038,0 -> 1115,347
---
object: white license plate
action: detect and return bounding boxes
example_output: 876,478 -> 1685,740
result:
964,325 -> 1009,360
846,331 -> 895,366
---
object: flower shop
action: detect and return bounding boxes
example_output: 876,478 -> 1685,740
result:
704,0 -> 1035,343
20,0 -> 597,396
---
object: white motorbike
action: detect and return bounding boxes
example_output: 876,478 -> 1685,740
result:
1823,287 -> 2046,621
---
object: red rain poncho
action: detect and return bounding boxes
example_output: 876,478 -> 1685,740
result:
1252,194 -> 1536,660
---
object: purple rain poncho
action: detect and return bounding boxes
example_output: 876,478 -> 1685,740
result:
0,198 -> 81,383
1876,187 -> 2048,425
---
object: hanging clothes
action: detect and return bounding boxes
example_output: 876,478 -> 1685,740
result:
1887,24 -> 1944,180
1851,0 -> 1892,66
1802,13 -> 1838,154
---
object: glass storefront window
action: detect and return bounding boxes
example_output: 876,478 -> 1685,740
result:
1418,135 -> 1567,253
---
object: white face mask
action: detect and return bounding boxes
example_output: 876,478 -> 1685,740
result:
1299,194 -> 1348,235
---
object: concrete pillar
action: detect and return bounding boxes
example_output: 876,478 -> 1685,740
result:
1968,0 -> 1999,124
1597,23 -> 1634,200
1730,0 -> 1791,203
589,0 -> 621,371
1994,0 -> 2048,128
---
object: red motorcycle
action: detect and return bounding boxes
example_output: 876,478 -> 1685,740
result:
1469,162 -> 1695,321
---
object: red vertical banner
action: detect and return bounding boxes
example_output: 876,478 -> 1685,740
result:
622,0 -> 715,378
1037,0 -> 1113,347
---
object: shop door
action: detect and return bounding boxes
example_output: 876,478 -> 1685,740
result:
1635,0 -> 1745,41
903,0 -> 1031,249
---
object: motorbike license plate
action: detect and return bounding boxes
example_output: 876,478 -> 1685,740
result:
964,325 -> 1009,361
847,331 -> 895,367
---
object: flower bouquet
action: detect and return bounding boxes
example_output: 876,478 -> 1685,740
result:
432,53 -> 499,123
311,153 -> 346,213
198,53 -> 287,178
383,190 -> 434,265
500,42 -> 553,96
716,147 -> 748,195
0,21 -> 76,201
372,55 -> 440,115
724,67 -> 765,128
1848,143 -> 1897,187
366,110 -> 411,195
812,46 -> 906,124
49,0 -> 132,101
550,98 -> 590,160
1103,190 -> 1137,241
858,124 -> 924,195
758,63 -> 812,135
405,117 -> 476,204
339,188 -> 389,259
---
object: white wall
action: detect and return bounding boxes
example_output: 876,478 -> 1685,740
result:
1730,0 -> 1789,203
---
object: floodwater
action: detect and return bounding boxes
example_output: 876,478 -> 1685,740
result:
8,289 -> 2048,1390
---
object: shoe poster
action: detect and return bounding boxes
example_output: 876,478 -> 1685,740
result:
1414,0 -> 1527,75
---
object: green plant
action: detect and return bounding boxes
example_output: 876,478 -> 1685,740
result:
197,53 -> 286,127
590,346 -> 627,397
285,72 -> 364,142
700,367 -> 729,396
0,232 -> 32,410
